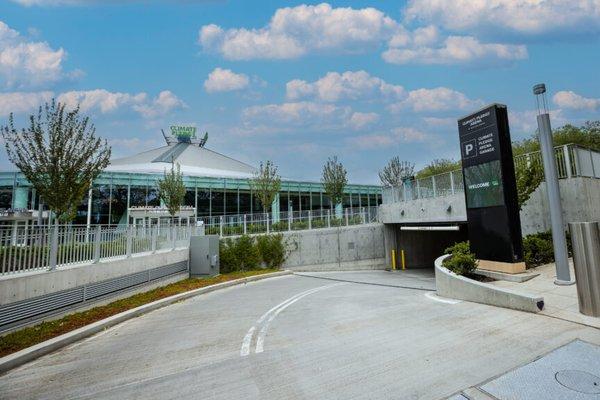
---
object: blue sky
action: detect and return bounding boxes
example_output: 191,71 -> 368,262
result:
1,0 -> 599,184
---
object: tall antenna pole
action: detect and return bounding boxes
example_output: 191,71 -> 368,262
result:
533,83 -> 573,285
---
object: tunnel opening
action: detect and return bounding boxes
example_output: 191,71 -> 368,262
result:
383,223 -> 469,269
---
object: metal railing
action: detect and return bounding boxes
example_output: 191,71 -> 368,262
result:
0,207 -> 379,276
383,144 -> 600,205
0,223 -> 196,276
382,170 -> 464,204
199,206 -> 378,237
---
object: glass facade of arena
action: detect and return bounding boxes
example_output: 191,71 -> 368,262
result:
0,171 -> 382,225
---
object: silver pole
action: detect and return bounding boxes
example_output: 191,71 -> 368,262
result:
534,83 -> 573,285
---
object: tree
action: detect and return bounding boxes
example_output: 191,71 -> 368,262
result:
1,100 -> 110,222
416,158 -> 461,179
250,161 -> 281,213
157,162 -> 186,222
321,156 -> 347,210
512,120 -> 600,155
515,157 -> 544,210
379,157 -> 414,187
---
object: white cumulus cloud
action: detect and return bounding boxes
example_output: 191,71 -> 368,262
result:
204,68 -> 249,93
0,21 -> 71,88
383,35 -> 527,65
404,0 -> 600,36
553,90 -> 600,111
286,70 -> 404,102
198,3 -> 398,60
0,89 -> 186,119
133,90 -> 187,119
0,91 -> 53,116
389,87 -> 483,113
242,101 -> 350,127
348,112 -> 379,130
57,89 -> 147,113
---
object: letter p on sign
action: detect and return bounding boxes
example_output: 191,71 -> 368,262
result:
463,139 -> 477,159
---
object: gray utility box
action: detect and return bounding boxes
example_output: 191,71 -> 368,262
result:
189,235 -> 220,277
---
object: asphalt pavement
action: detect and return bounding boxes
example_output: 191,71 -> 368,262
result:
1,270 -> 599,400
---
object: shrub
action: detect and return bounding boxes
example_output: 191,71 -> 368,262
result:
291,220 -> 308,230
219,234 -> 285,272
233,235 -> 260,271
523,232 -> 554,268
271,221 -> 288,232
311,218 -> 326,228
256,234 -> 286,268
442,241 -> 478,276
219,238 -> 239,273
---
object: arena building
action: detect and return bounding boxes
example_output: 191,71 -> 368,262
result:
0,127 -> 382,225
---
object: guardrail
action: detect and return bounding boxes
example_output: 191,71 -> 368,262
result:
383,144 -> 600,205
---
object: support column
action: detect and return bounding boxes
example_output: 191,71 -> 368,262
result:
334,202 -> 342,219
271,193 -> 280,223
12,186 -> 28,209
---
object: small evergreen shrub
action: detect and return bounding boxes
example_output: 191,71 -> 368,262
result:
256,234 -> 286,268
234,235 -> 260,271
523,232 -> 554,268
219,234 -> 286,272
443,241 -> 478,275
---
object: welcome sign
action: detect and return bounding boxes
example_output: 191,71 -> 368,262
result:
458,104 -> 524,270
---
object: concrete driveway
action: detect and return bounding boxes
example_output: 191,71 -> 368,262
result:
1,270 -> 599,400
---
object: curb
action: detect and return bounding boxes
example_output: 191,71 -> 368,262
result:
0,270 -> 292,375
434,255 -> 544,313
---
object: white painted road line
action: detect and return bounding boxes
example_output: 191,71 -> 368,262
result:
240,283 -> 344,356
255,284 -> 344,353
240,326 -> 255,357
425,292 -> 462,304
240,287 -> 320,356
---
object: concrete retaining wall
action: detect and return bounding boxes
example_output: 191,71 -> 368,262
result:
379,177 -> 600,236
0,249 -> 188,306
520,177 -> 600,235
378,193 -> 466,225
434,254 -> 544,313
281,223 -> 386,271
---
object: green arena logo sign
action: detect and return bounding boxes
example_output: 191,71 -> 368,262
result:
170,126 -> 197,141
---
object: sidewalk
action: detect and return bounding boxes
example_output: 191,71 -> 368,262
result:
489,260 -> 600,329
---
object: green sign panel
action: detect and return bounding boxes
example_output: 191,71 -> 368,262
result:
463,160 -> 504,208
170,126 -> 196,141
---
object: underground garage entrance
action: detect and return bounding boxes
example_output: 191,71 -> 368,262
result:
383,223 -> 469,269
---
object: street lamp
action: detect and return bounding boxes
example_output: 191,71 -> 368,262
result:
533,83 -> 574,285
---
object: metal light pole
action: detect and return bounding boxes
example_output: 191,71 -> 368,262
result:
533,83 -> 574,285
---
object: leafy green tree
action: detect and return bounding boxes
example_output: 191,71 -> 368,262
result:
322,156 -> 347,210
250,160 -> 281,213
416,158 -> 461,179
158,162 -> 186,222
379,157 -> 414,187
515,157 -> 545,210
0,100 -> 111,222
512,120 -> 600,155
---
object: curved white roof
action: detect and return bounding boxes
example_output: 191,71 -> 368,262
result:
106,143 -> 258,179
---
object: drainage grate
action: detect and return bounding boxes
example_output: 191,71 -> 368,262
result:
0,260 -> 188,332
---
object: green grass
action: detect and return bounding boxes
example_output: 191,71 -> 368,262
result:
0,269 -> 279,357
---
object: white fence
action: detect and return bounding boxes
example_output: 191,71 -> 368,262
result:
0,206 -> 378,276
0,224 -> 195,276
199,207 -> 378,236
